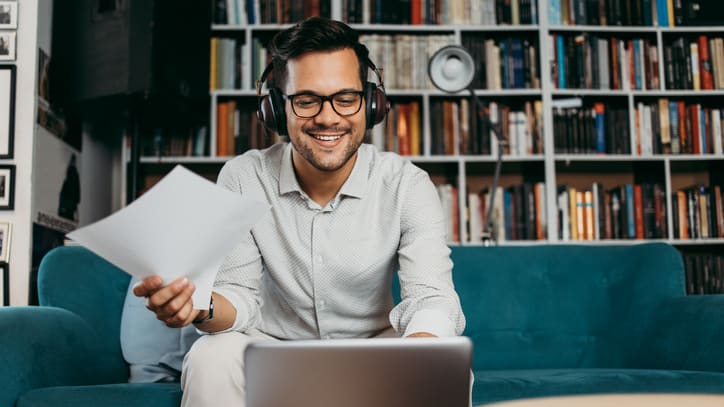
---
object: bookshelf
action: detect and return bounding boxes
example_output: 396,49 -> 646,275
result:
124,0 -> 724,272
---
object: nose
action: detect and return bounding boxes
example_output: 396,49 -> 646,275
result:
313,98 -> 341,125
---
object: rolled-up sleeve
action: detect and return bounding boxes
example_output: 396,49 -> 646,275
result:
207,161 -> 265,334
389,171 -> 466,337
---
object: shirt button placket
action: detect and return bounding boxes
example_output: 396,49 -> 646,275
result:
311,213 -> 326,338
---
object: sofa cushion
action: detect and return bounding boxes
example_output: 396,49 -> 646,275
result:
450,244 -> 685,370
121,278 -> 200,383
471,368 -> 724,405
16,383 -> 181,407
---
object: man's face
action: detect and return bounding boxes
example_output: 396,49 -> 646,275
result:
284,48 -> 366,173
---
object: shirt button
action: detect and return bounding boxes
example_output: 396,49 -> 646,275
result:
323,335 -> 331,340
315,255 -> 323,264
318,299 -> 326,308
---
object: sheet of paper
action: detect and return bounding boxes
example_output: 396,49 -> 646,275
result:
67,165 -> 269,309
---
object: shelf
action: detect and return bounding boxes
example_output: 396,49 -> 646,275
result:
548,25 -> 659,33
457,238 -> 724,247
555,154 -> 652,162
551,89 -> 631,96
212,89 -> 258,97
351,24 -> 538,33
631,90 -> 724,97
139,156 -> 229,164
660,26 -> 724,33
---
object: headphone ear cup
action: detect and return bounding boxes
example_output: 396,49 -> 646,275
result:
365,82 -> 390,130
364,82 -> 389,129
258,94 -> 277,133
268,88 -> 288,136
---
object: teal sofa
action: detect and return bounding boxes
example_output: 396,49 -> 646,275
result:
2,243 -> 724,406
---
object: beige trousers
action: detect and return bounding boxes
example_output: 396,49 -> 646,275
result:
180,329 -> 278,407
180,328 -> 472,406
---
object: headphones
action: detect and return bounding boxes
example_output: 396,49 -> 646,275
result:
256,57 -> 390,136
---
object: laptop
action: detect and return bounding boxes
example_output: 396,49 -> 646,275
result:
244,336 -> 472,407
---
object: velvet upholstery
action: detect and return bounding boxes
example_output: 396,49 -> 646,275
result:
1,243 -> 723,406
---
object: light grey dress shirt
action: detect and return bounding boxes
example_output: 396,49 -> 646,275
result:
212,142 -> 465,340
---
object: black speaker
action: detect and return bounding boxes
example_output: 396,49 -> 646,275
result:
50,0 -> 210,107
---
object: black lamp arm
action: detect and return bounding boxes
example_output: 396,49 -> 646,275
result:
466,86 -> 507,245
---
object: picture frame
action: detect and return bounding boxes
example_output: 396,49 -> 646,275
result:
0,65 -> 14,158
0,261 -> 7,306
0,165 -> 14,210
0,1 -> 17,30
0,31 -> 15,61
0,221 -> 9,263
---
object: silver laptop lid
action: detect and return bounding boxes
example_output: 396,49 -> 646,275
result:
245,336 -> 472,407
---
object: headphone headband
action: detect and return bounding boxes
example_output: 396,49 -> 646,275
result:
256,56 -> 389,135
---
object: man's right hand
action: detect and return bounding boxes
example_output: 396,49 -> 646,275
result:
132,276 -> 201,328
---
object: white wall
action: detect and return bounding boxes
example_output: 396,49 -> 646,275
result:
2,0 -> 42,305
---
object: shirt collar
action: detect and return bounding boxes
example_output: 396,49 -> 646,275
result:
277,142 -> 370,199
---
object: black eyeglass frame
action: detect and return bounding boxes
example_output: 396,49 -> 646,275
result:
282,90 -> 366,118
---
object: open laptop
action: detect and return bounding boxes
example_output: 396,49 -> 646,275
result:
244,336 -> 472,407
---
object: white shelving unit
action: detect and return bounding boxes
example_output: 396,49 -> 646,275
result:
127,0 -> 724,250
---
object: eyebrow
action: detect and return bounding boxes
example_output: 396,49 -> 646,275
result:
289,88 -> 364,95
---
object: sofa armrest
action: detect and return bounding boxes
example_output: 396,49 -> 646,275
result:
0,306 -> 128,406
642,295 -> 724,373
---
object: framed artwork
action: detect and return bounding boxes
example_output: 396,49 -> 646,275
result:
0,1 -> 17,30
0,221 -> 9,262
0,31 -> 15,61
0,261 -> 7,306
0,165 -> 14,210
0,65 -> 14,158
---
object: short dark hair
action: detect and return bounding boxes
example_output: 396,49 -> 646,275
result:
266,16 -> 370,90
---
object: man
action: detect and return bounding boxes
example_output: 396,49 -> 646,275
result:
134,16 -> 465,405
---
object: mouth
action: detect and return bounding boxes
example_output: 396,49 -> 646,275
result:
310,134 -> 343,142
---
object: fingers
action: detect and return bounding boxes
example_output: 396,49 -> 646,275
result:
147,277 -> 191,310
132,275 -> 163,298
163,298 -> 196,328
141,277 -> 197,328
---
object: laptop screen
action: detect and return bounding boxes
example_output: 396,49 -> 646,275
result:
244,336 -> 472,407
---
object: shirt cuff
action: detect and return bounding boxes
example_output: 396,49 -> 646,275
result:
402,308 -> 457,338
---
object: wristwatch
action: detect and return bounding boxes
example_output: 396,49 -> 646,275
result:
192,295 -> 214,324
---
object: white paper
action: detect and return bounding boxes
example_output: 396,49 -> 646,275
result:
67,165 -> 269,309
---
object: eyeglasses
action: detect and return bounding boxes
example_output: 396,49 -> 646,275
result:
283,90 -> 365,118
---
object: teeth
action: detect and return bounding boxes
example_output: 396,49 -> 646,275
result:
313,135 -> 341,141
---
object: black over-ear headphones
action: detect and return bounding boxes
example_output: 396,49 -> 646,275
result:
256,57 -> 390,136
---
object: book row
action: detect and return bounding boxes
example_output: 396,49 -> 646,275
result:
467,183 -> 548,243
209,37 -> 269,91
550,34 -> 659,90
360,34 -> 455,90
548,0 -> 723,27
140,127 -> 209,158
437,182 -> 548,243
216,100 -> 277,157
345,0 -> 538,25
553,103 -> 631,154
683,253 -> 724,295
212,0 -> 330,25
210,33 -> 543,92
664,35 -> 724,90
672,185 -> 724,239
462,36 -> 541,90
557,183 -> 668,241
633,100 -> 724,155
377,99 -> 543,157
434,181 -> 724,244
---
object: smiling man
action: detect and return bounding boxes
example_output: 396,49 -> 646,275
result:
133,16 -> 466,406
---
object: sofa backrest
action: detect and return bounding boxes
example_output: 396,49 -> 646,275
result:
450,243 -> 685,370
38,245 -> 131,382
